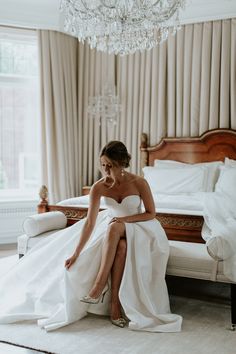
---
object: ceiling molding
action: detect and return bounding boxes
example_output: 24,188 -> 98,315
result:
0,0 -> 236,31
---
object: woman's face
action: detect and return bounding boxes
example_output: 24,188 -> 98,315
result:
100,155 -> 121,178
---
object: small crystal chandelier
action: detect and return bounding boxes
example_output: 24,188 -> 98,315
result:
87,83 -> 121,126
60,0 -> 186,55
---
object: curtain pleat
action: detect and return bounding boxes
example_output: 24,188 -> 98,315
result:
190,23 -> 202,135
209,21 -> 221,129
39,18 -> 236,202
167,33 -> 176,137
182,24 -> 193,136
220,20 -> 230,127
231,19 -> 236,129
199,22 -> 212,134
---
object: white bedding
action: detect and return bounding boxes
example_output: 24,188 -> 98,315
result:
57,193 -> 205,216
202,167 -> 236,282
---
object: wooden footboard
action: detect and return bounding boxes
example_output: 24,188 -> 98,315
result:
38,186 -> 204,243
155,212 -> 204,243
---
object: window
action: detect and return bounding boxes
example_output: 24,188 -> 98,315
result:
0,27 -> 40,199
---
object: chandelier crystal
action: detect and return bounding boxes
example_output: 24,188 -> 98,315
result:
60,0 -> 186,55
87,84 -> 121,126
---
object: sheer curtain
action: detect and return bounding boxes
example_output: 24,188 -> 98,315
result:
38,18 -> 236,201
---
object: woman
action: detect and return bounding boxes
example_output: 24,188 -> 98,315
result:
0,141 -> 182,332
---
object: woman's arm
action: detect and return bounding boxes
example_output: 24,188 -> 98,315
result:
111,178 -> 156,224
65,183 -> 101,269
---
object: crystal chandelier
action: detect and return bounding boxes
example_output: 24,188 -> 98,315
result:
60,0 -> 186,55
87,83 -> 121,126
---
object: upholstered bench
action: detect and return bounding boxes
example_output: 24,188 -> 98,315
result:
18,211 -> 67,257
18,230 -> 57,257
168,240 -> 226,281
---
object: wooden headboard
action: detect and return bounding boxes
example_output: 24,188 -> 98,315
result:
140,129 -> 236,169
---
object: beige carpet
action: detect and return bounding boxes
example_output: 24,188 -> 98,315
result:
0,257 -> 236,354
0,296 -> 235,354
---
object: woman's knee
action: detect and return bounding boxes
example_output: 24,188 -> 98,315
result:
107,221 -> 125,238
116,239 -> 127,258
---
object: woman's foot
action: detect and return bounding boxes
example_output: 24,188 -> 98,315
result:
80,283 -> 109,304
110,300 -> 127,327
111,317 -> 126,328
88,282 -> 107,299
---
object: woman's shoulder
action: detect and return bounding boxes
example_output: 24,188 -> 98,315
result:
127,172 -> 145,184
127,173 -> 149,190
91,178 -> 110,195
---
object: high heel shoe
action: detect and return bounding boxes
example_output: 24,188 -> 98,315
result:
80,284 -> 109,304
111,317 -> 127,328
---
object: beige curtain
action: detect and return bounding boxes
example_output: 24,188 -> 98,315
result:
39,30 -> 79,202
116,18 -> 236,159
39,18 -> 236,201
38,30 -> 115,202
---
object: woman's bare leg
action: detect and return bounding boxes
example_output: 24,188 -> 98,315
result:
110,239 -> 127,320
88,221 -> 126,298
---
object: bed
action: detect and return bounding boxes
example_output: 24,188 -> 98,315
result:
37,128 -> 236,242
18,128 -> 236,329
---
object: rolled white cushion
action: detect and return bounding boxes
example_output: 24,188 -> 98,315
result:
206,236 -> 233,261
23,211 -> 67,237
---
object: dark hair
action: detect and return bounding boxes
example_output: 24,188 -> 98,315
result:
100,141 -> 131,168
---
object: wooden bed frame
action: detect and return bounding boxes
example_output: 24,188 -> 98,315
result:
38,128 -> 236,243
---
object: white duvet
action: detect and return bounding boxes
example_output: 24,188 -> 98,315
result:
202,167 -> 236,282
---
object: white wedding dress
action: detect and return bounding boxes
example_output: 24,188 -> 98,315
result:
0,195 -> 182,332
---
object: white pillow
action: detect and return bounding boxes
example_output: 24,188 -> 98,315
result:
154,160 -> 223,192
23,211 -> 67,237
142,166 -> 208,194
215,166 -> 236,198
57,195 -> 90,206
225,157 -> 236,167
206,236 -> 233,261
57,195 -> 107,208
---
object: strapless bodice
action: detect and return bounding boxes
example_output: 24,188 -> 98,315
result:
103,195 -> 142,217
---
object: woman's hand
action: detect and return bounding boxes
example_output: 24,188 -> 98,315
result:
109,217 -> 125,224
65,253 -> 78,270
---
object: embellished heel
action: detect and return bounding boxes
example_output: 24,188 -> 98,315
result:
111,317 -> 127,328
80,284 -> 109,304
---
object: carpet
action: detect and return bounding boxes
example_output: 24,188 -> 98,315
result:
0,297 -> 235,354
0,257 -> 236,354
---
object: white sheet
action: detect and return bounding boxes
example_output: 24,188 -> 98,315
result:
153,193 -> 204,215
57,193 -> 205,216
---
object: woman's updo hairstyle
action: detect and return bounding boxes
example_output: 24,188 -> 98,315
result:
100,141 -> 131,168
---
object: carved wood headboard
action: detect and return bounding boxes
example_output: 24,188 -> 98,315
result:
140,129 -> 236,169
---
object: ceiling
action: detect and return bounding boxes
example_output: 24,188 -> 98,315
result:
0,0 -> 236,32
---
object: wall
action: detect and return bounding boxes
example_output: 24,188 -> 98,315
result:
0,200 -> 38,244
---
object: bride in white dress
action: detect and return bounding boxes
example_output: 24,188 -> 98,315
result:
0,141 -> 182,332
